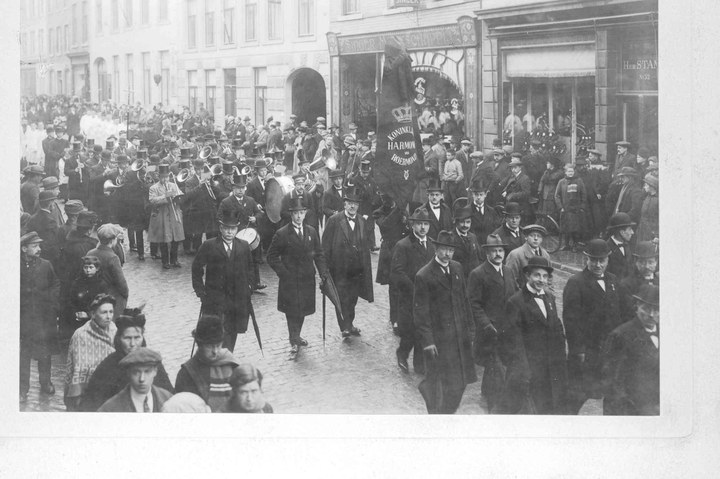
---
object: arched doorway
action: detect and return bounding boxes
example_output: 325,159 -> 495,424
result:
95,57 -> 111,102
289,68 -> 326,125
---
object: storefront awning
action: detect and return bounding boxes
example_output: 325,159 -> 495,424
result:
505,45 -> 595,78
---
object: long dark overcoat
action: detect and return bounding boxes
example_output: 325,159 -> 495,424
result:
192,237 -> 253,334
20,256 -> 60,357
322,212 -> 374,303
266,223 -> 327,316
414,202 -> 452,241
390,234 -> 435,331
497,287 -> 568,414
374,203 -> 407,285
182,175 -> 220,236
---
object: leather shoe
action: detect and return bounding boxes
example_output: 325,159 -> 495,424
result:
396,349 -> 409,374
171,262 -> 182,268
296,337 -> 308,346
349,326 -> 361,336
162,264 -> 171,269
138,253 -> 145,261
290,345 -> 299,354
254,283 -> 267,290
40,383 -> 55,395
341,330 -> 351,338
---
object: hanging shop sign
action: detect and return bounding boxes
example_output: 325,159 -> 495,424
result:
620,39 -> 658,92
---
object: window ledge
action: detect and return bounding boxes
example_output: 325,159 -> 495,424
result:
337,12 -> 362,21
382,7 -> 414,15
220,43 -> 237,50
295,35 -> 317,43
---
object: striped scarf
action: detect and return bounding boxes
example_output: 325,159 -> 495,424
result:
185,349 -> 239,412
65,320 -> 116,399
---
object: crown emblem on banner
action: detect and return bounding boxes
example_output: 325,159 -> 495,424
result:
391,104 -> 413,123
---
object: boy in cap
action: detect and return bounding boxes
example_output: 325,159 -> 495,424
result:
21,165 -> 45,214
87,224 -> 129,319
562,239 -> 622,414
495,256 -> 568,414
504,224 -> 552,290
601,284 -> 659,415
20,232 -> 60,401
98,348 -> 173,412
175,315 -> 240,411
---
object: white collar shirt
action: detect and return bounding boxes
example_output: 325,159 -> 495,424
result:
527,283 -> 547,318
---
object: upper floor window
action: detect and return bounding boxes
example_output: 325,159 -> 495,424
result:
298,0 -> 314,37
223,0 -> 234,44
268,0 -> 282,41
244,1 -> 256,42
342,0 -> 358,15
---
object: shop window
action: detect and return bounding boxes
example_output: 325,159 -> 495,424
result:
254,67 -> 267,126
205,69 -> 216,117
619,96 -> 658,155
502,77 -> 595,162
224,68 -> 236,116
188,70 -> 198,113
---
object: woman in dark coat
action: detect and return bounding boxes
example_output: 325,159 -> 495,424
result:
82,311 -> 174,412
496,257 -> 568,415
537,157 -> 563,217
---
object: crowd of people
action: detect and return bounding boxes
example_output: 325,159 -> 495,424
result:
19,93 -> 659,415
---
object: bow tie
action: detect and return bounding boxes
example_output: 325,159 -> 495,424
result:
530,291 -> 545,299
431,205 -> 440,210
347,216 -> 356,222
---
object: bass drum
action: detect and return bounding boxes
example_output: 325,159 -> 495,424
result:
236,227 -> 260,250
264,175 -> 294,223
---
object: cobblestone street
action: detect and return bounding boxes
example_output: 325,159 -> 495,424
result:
21,228 -> 603,415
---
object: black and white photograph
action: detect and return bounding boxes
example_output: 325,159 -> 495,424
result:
5,0 -> 716,475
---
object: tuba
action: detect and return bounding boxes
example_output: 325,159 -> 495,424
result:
199,145 -> 213,161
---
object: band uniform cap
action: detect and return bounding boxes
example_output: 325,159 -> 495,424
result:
288,197 -> 308,211
504,202 -> 522,216
431,230 -> 457,249
193,315 -> 225,344
76,210 -> 96,228
217,209 -> 241,227
119,347 -> 163,368
64,200 -> 85,215
632,284 -> 659,307
407,209 -> 432,223
41,176 -> 59,190
426,178 -> 443,192
583,238 -> 611,258
482,233 -> 508,249
221,161 -> 235,175
643,174 -> 659,189
157,164 -> 171,175
523,256 -> 553,274
508,158 -> 523,168
343,186 -> 363,203
38,190 -> 58,202
359,159 -> 372,171
606,212 -> 637,231
23,165 -> 45,176
633,241 -> 658,259
616,167 -> 639,178
587,149 -> 602,156
21,231 -> 43,246
522,224 -> 548,236
615,140 -> 632,147
328,169 -> 345,178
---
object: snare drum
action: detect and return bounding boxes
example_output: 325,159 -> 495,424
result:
236,227 -> 260,250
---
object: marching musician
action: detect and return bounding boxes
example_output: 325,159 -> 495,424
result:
148,164 -> 185,269
118,150 -> 150,261
182,158 -> 221,255
218,172 -> 266,291
216,160 -> 235,202
348,160 -> 381,251
246,157 -> 274,252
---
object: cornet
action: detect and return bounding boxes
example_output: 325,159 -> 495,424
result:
199,145 -> 213,160
176,168 -> 192,183
130,158 -> 146,172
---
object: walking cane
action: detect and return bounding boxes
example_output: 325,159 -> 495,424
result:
190,304 -> 203,358
322,289 -> 326,349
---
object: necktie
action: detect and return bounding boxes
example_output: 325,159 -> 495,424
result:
295,227 -> 303,237
534,248 -> 541,256
421,240 -> 426,250
442,265 -> 450,277
618,244 -> 625,256
143,396 -> 150,413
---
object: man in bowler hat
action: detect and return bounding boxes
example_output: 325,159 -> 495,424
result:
491,202 -> 525,258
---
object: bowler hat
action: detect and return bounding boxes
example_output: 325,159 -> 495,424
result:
192,315 -> 225,344
632,284 -> 659,307
633,241 -> 658,259
453,204 -> 472,221
615,140 -> 632,148
39,190 -> 57,203
426,178 -> 443,192
508,158 -> 523,168
23,165 -> 45,176
643,174 -> 658,190
149,154 -> 161,166
328,169 -> 345,178
522,224 -> 548,236
523,256 -> 553,274
158,164 -> 170,176
431,230 -> 457,249
504,202 -> 522,216
76,211 -> 96,228
119,347 -> 162,368
407,209 -> 432,223
482,233 -> 508,249
343,186 -> 363,203
116,155 -> 129,164
217,209 -> 241,227
616,167 -> 638,178
468,179 -> 490,192
64,200 -> 84,215
288,197 -> 307,212
180,147 -> 193,159
93,144 -> 103,153
583,238 -> 611,258
20,231 -> 43,246
41,176 -> 59,190
221,161 -> 235,175
606,212 -> 636,231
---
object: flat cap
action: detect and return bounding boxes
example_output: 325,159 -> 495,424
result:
64,199 -> 85,215
119,347 -> 163,368
21,231 -> 43,245
97,223 -> 123,240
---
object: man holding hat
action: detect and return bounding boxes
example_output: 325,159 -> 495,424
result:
495,256 -> 568,414
390,209 -> 435,374
448,204 -> 482,279
87,224 -> 129,319
606,212 -> 636,279
505,224 -> 552,290
467,233 -> 517,410
491,202 -> 525,257
26,191 -> 62,265
20,232 -> 60,401
21,165 -> 45,214
267,197 -> 329,355
602,284 -> 659,416
562,239 -> 622,414
98,348 -> 173,413
175,314 -> 240,411
413,230 -> 476,413
613,140 -> 636,176
322,186 -> 374,338
618,241 -> 659,323
192,209 -> 254,352
637,174 -> 659,243
607,167 -> 643,223
414,178 -> 452,241
148,163 -> 185,269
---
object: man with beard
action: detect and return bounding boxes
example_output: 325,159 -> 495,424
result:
562,239 -> 622,414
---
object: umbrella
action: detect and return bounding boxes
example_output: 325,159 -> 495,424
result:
320,275 -> 344,344
189,305 -> 203,358
248,299 -> 264,357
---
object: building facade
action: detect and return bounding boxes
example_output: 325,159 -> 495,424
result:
477,0 -> 658,164
176,0 -> 331,126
